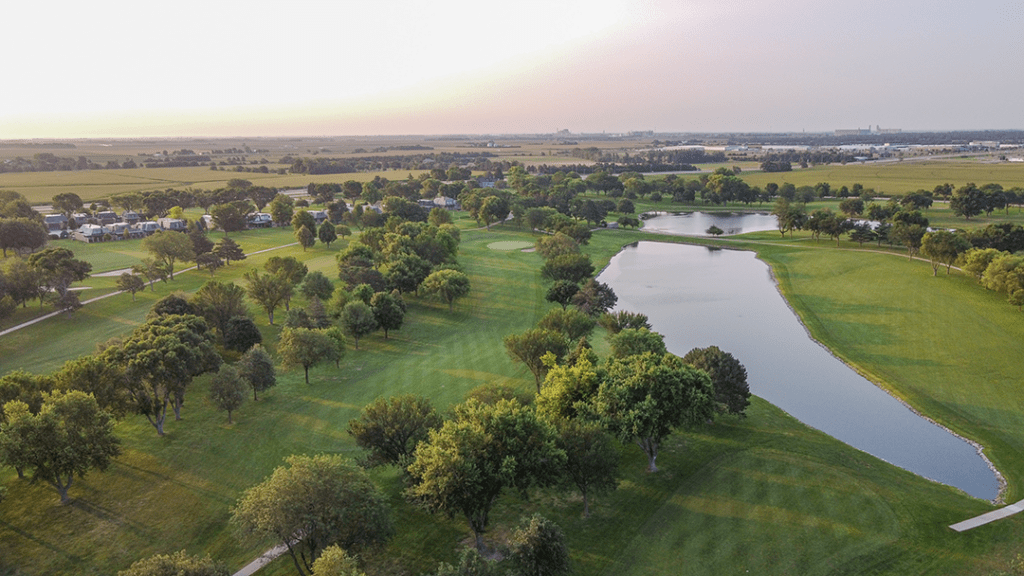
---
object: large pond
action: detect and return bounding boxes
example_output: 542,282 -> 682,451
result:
641,211 -> 778,236
597,241 -> 999,500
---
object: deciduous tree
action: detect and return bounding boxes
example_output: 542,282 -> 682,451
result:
421,269 -> 471,311
921,230 -> 971,275
370,291 -> 405,338
209,365 -> 246,424
537,308 -> 596,342
406,399 -> 564,552
190,280 -> 249,336
682,346 -> 751,417
117,550 -> 228,576
347,394 -> 442,468
232,454 -> 394,576
0,390 -> 121,504
596,353 -> 715,472
237,344 -> 276,401
244,269 -> 292,325
503,329 -> 569,393
552,419 -> 618,518
341,301 -> 377,349
104,315 -> 221,435
507,514 -> 571,576
278,328 -> 339,384
142,231 -> 195,280
116,272 -> 146,302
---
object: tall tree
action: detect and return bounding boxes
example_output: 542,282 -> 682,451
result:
224,316 -> 263,353
536,308 -> 596,342
921,230 -> 971,276
341,301 -> 377,349
237,344 -> 276,401
51,192 -> 84,218
142,231 -> 195,280
406,399 -> 565,552
233,454 -> 394,576
0,218 -> 48,257
244,269 -> 292,325
209,365 -> 246,424
682,346 -> 751,417
116,272 -> 146,302
0,390 -> 121,504
545,280 -> 579,310
370,291 -> 405,338
190,280 -> 249,336
278,328 -> 339,384
347,394 -> 442,468
571,279 -> 617,317
540,253 -> 594,284
421,269 -> 471,311
296,225 -> 316,251
503,329 -> 569,393
104,315 -> 221,435
596,352 -> 715,472
318,221 -> 338,248
266,255 -> 307,311
214,237 -> 246,264
28,247 -> 92,305
300,271 -> 336,301
597,310 -> 651,335
552,419 -> 619,518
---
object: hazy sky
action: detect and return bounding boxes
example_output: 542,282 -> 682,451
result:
3,0 -> 1022,138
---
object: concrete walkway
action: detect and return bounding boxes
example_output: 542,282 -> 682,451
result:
949,499 -> 1024,532
232,543 -> 291,576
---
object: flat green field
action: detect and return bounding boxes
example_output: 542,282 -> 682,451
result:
0,167 -> 436,205
2,221 -> 1024,575
738,160 -> 1024,194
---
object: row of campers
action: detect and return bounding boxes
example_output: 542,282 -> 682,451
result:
72,218 -> 184,243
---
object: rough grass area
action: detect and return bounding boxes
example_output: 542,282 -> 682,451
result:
3,222 -> 1024,575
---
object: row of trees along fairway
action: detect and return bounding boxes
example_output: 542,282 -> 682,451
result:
766,191 -> 1024,314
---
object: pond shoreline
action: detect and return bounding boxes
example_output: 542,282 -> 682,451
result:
758,249 -> 1006,504
596,238 -> 1002,501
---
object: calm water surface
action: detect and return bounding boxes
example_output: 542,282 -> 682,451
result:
641,211 -> 778,236
598,241 -> 999,500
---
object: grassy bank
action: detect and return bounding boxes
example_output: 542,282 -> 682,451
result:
2,222 -> 1024,575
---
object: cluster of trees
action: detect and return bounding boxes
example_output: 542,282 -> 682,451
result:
288,153 -> 493,175
948,183 -> 1024,219
566,146 -> 724,167
0,289 -> 282,506
0,247 -> 92,320
0,191 -> 48,260
343,321 -> 748,565
958,247 -> 1024,311
333,215 -> 469,313
228,448 -> 570,576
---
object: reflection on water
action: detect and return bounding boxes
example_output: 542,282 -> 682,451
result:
641,211 -> 778,236
598,241 -> 998,500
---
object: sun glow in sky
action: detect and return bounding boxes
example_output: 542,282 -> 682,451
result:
2,0 -> 1022,137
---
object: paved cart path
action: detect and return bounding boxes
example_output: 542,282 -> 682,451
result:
949,499 -> 1024,532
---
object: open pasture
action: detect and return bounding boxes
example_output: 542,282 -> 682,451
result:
739,159 -> 1024,194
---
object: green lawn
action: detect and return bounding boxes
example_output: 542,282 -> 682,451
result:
3,221 -> 1024,575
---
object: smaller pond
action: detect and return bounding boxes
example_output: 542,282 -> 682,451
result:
640,211 -> 778,236
598,242 -> 999,500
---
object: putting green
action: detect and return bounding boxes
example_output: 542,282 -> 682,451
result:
487,240 -> 533,251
